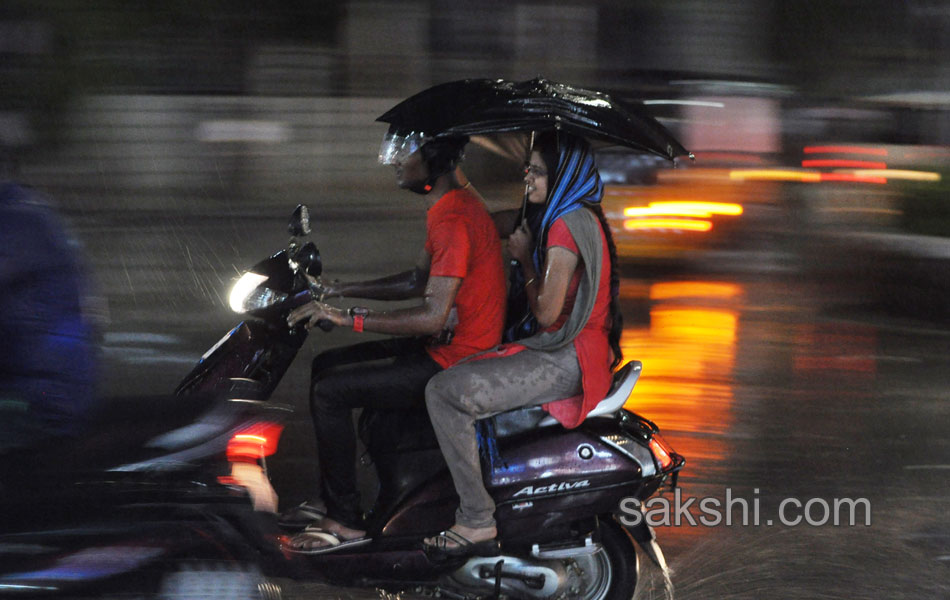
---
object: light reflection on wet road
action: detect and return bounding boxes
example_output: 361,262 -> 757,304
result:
80,212 -> 949,599
617,274 -> 949,599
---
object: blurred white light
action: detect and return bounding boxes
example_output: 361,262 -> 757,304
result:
643,100 -> 725,108
196,120 -> 290,143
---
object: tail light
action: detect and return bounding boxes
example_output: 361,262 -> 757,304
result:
221,421 -> 284,512
649,434 -> 675,471
226,422 -> 284,462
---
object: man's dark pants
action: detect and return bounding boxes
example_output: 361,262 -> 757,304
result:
310,336 -> 442,529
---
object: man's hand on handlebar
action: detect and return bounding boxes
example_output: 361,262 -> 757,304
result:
288,299 -> 349,330
304,273 -> 343,300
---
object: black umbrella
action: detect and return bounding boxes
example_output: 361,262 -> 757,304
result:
376,77 -> 692,162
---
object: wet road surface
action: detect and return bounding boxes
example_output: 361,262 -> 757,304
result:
74,208 -> 949,598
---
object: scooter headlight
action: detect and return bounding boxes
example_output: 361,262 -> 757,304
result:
229,272 -> 288,313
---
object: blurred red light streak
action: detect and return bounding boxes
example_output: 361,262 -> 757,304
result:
802,160 -> 888,169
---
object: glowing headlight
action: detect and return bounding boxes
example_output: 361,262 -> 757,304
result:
228,272 -> 287,313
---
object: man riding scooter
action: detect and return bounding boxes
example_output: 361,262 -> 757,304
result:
281,131 -> 507,554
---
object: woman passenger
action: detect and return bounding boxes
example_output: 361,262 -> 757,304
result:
422,132 -> 623,555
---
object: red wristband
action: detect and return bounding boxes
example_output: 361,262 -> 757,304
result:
348,306 -> 369,333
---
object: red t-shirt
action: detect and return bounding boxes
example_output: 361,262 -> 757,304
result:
541,215 -> 613,428
424,187 -> 506,368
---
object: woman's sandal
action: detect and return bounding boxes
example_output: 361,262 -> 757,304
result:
284,525 -> 371,555
423,528 -> 500,559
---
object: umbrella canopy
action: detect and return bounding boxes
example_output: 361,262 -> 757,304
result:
377,77 -> 692,162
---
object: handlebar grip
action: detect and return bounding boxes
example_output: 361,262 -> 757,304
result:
290,289 -> 313,308
315,319 -> 335,332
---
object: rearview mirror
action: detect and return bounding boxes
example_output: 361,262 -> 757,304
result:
293,242 -> 322,277
288,205 -> 311,237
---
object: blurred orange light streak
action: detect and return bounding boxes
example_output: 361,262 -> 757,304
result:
623,201 -> 743,218
623,218 -> 712,232
804,146 -> 888,156
729,170 -> 821,182
802,159 -> 888,169
650,281 -> 742,300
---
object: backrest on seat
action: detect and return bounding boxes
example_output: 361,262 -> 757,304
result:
491,360 -> 642,436
536,360 -> 641,426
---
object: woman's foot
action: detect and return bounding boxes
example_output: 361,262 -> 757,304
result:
423,524 -> 498,557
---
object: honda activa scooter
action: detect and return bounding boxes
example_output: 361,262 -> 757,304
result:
189,205 -> 685,599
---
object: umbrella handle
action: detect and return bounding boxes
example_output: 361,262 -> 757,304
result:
516,130 -> 537,227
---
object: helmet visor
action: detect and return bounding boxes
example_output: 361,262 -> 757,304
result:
379,130 -> 426,165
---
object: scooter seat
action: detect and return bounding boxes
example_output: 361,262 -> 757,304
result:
490,360 -> 642,438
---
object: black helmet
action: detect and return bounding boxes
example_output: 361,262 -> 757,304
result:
420,135 -> 468,179
378,127 -> 468,194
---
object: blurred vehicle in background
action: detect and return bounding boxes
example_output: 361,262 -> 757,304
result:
598,152 -> 780,266
597,83 -> 787,269
598,150 -> 777,266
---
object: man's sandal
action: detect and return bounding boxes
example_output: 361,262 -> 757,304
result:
277,501 -> 327,530
283,525 -> 371,555
423,528 -> 500,559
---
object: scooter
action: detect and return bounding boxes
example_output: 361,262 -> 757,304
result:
200,205 -> 685,599
0,262 -> 295,596
0,384 -> 292,599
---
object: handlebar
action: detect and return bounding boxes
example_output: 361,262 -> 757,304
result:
287,290 -> 335,332
289,290 -> 313,308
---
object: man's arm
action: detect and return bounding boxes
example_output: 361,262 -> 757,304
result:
322,248 -> 432,301
356,275 -> 459,335
287,274 -> 460,336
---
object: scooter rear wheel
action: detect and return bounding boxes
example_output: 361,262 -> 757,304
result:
570,519 -> 638,600
439,519 -> 639,599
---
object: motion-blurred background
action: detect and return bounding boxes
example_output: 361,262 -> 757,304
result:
2,2 -> 948,597
4,1 -> 948,315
